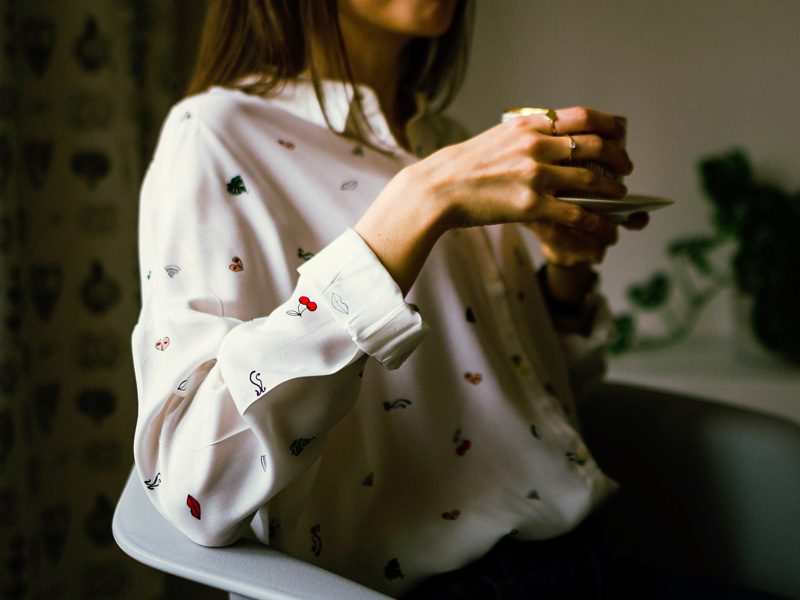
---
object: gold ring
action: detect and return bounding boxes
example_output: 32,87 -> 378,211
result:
566,135 -> 576,161
545,108 -> 558,135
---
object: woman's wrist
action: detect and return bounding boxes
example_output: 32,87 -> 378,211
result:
537,262 -> 599,335
542,261 -> 597,306
354,166 -> 449,296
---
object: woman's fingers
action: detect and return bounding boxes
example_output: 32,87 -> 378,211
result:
567,134 -> 633,175
534,195 -> 616,234
539,163 -> 627,199
513,106 -> 625,140
553,106 -> 626,139
622,211 -> 649,230
528,221 -> 616,265
533,134 -> 632,176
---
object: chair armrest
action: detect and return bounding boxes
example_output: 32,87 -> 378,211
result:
580,382 -> 800,599
112,466 -> 391,600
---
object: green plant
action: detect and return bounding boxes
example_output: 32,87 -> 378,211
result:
610,149 -> 800,365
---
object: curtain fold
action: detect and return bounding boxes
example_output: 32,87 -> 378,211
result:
1,1 -> 191,597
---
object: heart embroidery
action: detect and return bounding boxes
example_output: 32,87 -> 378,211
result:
155,337 -> 170,351
229,256 -> 243,272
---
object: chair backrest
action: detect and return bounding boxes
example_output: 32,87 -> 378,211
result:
112,466 -> 391,600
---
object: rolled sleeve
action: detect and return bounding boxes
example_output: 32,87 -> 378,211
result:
559,295 -> 613,402
297,228 -> 429,370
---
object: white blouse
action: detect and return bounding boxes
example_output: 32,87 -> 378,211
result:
131,74 -> 618,597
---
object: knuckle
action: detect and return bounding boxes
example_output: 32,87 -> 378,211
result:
521,158 -> 543,182
564,205 -> 584,225
575,106 -> 592,129
524,133 -> 546,155
592,136 -> 607,155
583,169 -> 601,186
515,187 -> 537,213
509,116 -> 531,133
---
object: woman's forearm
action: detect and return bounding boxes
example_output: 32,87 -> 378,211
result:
354,166 -> 447,297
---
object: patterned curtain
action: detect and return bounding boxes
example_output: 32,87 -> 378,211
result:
0,1 -> 197,597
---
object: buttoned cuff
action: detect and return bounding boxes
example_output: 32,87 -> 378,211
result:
297,228 -> 429,369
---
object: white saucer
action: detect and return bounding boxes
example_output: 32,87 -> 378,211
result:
558,193 -> 674,221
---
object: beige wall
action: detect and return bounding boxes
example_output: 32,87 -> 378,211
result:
448,0 -> 800,335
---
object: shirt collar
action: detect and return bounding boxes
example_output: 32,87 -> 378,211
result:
232,72 -> 431,154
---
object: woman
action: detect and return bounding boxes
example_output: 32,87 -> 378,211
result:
133,0 -> 645,596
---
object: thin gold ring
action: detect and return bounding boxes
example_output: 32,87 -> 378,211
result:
566,135 -> 576,161
545,108 -> 558,135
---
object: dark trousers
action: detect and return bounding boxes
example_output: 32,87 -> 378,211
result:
400,506 -> 786,600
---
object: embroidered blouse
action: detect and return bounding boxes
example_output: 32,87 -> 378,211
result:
131,74 -> 618,596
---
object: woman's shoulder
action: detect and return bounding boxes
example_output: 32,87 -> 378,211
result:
165,86 -> 270,133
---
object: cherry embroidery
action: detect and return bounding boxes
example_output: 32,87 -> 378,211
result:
441,509 -> 460,520
453,429 -> 471,456
463,372 -> 482,385
287,296 -> 317,316
155,337 -> 170,351
186,494 -> 201,519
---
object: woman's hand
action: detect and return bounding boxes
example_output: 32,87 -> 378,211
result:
531,212 -> 650,310
412,106 -> 632,233
528,211 -> 650,268
355,106 -> 634,295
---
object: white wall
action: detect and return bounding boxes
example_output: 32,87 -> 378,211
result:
448,0 -> 800,336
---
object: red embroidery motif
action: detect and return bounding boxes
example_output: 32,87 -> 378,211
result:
155,337 -> 170,351
453,429 -> 472,456
287,296 -> 317,316
187,494 -> 201,519
229,256 -> 243,271
463,372 -> 482,385
278,139 -> 295,150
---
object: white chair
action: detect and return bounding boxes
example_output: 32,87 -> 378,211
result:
112,466 -> 391,599
113,383 -> 800,599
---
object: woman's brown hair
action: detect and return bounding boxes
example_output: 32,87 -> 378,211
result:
185,0 -> 473,146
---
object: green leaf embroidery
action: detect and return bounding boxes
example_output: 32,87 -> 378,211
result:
226,175 -> 248,195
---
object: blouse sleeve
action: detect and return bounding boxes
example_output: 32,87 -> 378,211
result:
556,295 -> 613,403
132,100 -> 427,547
